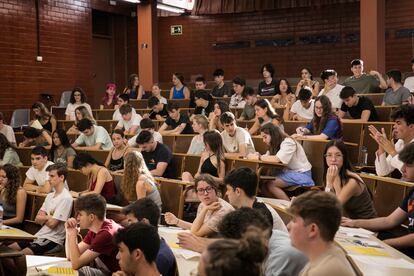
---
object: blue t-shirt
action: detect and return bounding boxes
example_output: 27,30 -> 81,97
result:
306,115 -> 342,140
156,238 -> 176,276
172,86 -> 185,99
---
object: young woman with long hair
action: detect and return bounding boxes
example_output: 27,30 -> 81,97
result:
293,95 -> 343,140
65,87 -> 92,121
72,153 -> 115,202
295,67 -> 320,97
0,164 -> 27,229
208,100 -> 229,132
32,102 -> 57,133
66,105 -> 96,135
49,129 -> 76,168
169,73 -> 190,99
248,123 -> 314,200
187,115 -> 209,155
182,130 -> 226,183
0,133 -> 22,166
323,140 -> 377,219
100,83 -> 118,109
123,74 -> 144,100
271,78 -> 295,108
121,151 -> 162,210
104,129 -> 128,172
248,98 -> 283,135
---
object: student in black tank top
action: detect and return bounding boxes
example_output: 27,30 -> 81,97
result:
105,129 -> 128,173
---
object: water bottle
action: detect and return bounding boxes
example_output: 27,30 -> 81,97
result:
360,146 -> 368,166
0,204 -> 3,229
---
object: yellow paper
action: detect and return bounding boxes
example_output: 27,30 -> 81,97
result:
47,267 -> 76,275
344,245 -> 390,257
0,229 -> 20,234
168,242 -> 180,249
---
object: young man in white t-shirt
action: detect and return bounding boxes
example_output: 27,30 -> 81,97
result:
285,87 -> 314,121
112,94 -> 137,121
10,163 -> 73,255
128,118 -> 163,147
115,104 -> 142,135
220,112 -> 255,157
23,146 -> 55,193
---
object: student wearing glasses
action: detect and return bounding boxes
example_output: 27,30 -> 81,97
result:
65,87 -> 93,121
164,174 -> 233,237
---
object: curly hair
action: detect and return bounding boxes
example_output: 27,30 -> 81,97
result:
122,151 -> 154,202
0,133 -> 15,159
0,164 -> 21,204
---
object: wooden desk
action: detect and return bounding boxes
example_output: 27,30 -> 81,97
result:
336,227 -> 414,276
26,255 -> 78,276
106,203 -> 123,213
0,226 -> 35,241
158,226 -> 199,276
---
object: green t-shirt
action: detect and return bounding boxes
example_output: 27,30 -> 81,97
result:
342,74 -> 380,94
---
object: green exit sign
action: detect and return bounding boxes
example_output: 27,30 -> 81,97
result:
170,25 -> 183,35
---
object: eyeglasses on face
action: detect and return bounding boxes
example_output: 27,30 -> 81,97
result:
196,186 -> 214,194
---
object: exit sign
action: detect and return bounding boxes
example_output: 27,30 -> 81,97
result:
171,25 -> 183,35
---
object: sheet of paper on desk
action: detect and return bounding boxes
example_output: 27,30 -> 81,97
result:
158,226 -> 190,234
256,197 -> 291,209
338,226 -> 374,236
349,254 -> 414,269
26,255 -> 67,267
345,245 -> 389,256
175,248 -> 201,260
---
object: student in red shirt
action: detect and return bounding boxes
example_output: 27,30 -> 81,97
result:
65,194 -> 122,275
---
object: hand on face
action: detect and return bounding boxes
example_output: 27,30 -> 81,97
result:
327,165 -> 339,184
206,201 -> 221,211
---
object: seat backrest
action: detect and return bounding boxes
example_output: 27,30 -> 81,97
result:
9,109 -> 30,129
59,91 -> 72,107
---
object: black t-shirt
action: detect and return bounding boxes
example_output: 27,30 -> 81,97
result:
212,84 -> 232,97
258,79 -> 278,96
149,104 -> 169,119
400,187 -> 414,233
340,96 -> 379,121
252,199 -> 274,227
142,142 -> 174,178
165,112 -> 194,134
194,101 -> 214,117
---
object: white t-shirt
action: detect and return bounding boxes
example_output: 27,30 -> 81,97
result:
318,84 -> 344,110
0,124 -> 16,145
65,103 -> 93,121
35,188 -> 73,245
116,113 -> 143,132
112,108 -> 137,121
128,131 -> 163,147
158,96 -> 168,104
26,161 -> 69,190
290,100 -> 314,120
275,137 -> 312,172
75,125 -> 113,150
230,94 -> 246,108
221,127 -> 255,154
403,76 -> 414,92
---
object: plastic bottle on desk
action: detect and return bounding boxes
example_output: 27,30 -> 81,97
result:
360,146 -> 368,167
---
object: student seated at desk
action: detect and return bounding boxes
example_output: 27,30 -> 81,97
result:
211,68 -> 232,98
284,87 -> 314,121
198,227 -> 268,276
151,83 -> 168,104
72,153 -> 116,203
146,96 -> 169,120
230,77 -> 247,108
49,129 -> 76,168
220,112 -> 256,158
208,100 -> 229,132
187,114 -> 208,154
121,151 -> 162,210
0,164 -> 27,229
19,127 -> 52,148
123,73 -> 144,100
0,112 -> 17,146
100,83 -> 118,109
104,129 -> 128,173
169,72 -> 190,99
10,163 -> 73,255
323,140 -> 377,219
193,90 -> 214,118
32,102 -> 57,133
287,191 -> 357,276
293,95 -> 343,140
270,78 -> 295,108
65,194 -> 122,274
237,87 -> 257,121
164,174 -> 234,237
249,123 -> 314,200
248,98 -> 283,135
128,118 -> 163,147
159,102 -> 193,135
382,70 -> 412,106
112,94 -> 137,121
182,131 -> 225,183
115,104 -> 142,135
67,105 -> 96,135
369,104 -> 414,177
113,223 -> 161,276
72,118 -> 113,150
338,86 -> 378,122
121,198 -> 175,276
342,142 -> 414,258
0,133 -> 22,166
23,146 -> 62,193
136,131 -> 174,178
65,87 -> 93,121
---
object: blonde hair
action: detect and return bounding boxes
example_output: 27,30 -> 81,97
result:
122,151 -> 154,202
192,114 -> 209,130
75,106 -> 95,125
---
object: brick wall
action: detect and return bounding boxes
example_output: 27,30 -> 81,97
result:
158,0 -> 414,82
0,0 -> 136,121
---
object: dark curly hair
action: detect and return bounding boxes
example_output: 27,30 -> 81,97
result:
0,164 -> 21,204
0,133 -> 15,159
